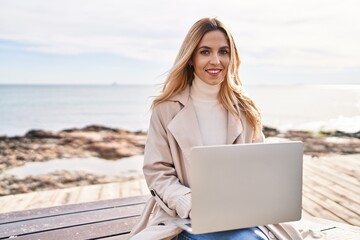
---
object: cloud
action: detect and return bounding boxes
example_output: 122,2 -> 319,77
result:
0,0 -> 359,69
0,1 -> 184,61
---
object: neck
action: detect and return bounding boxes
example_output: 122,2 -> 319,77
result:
190,74 -> 221,102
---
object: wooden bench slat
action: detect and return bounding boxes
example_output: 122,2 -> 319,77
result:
99,234 -> 131,240
0,195 -> 149,225
4,216 -> 140,240
0,204 -> 144,238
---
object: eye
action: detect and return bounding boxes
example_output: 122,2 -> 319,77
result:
219,49 -> 229,55
200,50 -> 210,55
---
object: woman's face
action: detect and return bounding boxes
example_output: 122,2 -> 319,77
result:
191,30 -> 230,85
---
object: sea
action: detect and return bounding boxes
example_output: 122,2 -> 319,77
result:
0,84 -> 359,137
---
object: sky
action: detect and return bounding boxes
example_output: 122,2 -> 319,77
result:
0,0 -> 359,85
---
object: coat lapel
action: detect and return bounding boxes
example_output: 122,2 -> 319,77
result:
167,99 -> 202,161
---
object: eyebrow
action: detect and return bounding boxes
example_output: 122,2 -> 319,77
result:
198,46 -> 229,50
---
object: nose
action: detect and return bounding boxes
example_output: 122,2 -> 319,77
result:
209,54 -> 220,65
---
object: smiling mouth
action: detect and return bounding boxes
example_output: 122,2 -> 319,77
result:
206,69 -> 222,76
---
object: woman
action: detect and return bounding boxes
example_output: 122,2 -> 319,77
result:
130,18 -> 302,240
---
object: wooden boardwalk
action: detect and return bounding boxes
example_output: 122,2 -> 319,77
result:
0,154 -> 359,227
302,154 -> 360,227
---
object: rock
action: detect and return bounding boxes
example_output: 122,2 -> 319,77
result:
320,130 -> 360,139
282,130 -> 360,156
86,142 -> 141,159
62,125 -> 118,133
0,125 -> 146,171
263,126 -> 280,137
25,130 -> 61,139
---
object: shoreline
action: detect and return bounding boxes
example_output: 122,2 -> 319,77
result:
1,125 -> 359,196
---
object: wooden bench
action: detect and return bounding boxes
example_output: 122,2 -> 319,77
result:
0,195 -> 359,240
0,196 -> 148,240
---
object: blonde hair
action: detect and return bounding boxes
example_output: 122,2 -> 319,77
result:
153,18 -> 262,136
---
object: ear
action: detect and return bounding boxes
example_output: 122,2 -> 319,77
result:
188,60 -> 193,66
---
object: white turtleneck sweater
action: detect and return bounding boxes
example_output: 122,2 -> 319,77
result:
190,74 -> 228,145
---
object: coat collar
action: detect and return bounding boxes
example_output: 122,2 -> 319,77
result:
167,86 -> 243,160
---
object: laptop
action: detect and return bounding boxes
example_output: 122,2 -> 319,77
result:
174,141 -> 303,234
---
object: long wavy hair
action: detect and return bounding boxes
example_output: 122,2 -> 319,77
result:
152,17 -> 262,136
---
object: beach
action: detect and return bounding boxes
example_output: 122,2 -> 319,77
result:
1,125 -> 359,196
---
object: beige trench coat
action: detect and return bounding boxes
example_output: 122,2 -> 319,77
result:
130,86 -> 303,240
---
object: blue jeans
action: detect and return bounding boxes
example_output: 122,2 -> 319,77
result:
177,227 -> 269,240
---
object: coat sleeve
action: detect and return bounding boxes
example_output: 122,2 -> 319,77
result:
143,104 -> 191,219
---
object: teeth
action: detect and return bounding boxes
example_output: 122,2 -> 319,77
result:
207,70 -> 220,74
